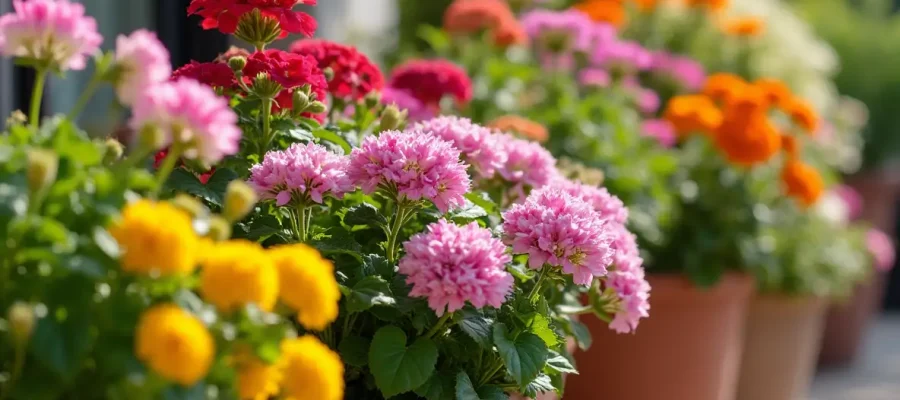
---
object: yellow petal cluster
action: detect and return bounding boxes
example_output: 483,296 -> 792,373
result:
280,336 -> 344,400
135,304 -> 214,386
200,240 -> 279,313
268,244 -> 341,331
109,200 -> 200,276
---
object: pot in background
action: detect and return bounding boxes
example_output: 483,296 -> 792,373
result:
565,273 -> 753,400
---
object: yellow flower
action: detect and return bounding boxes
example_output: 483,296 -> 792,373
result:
280,336 -> 344,400
135,304 -> 214,386
200,240 -> 279,313
235,352 -> 282,400
109,199 -> 200,276
268,244 -> 340,331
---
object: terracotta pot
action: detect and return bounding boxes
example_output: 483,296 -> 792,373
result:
818,272 -> 888,367
565,273 -> 753,400
736,293 -> 827,400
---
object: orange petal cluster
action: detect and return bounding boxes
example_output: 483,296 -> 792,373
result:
781,159 -> 824,207
573,0 -> 627,28
488,115 -> 550,143
722,17 -> 766,37
443,0 -> 526,48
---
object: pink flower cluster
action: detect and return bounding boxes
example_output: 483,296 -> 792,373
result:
249,143 -> 353,206
498,134 -> 559,198
0,0 -> 102,71
502,187 -> 614,285
413,116 -> 507,179
381,87 -> 434,123
114,29 -> 171,105
348,130 -> 471,213
649,51 -> 707,92
130,79 -> 241,165
867,228 -> 896,272
551,179 -> 627,224
400,220 -> 514,316
640,119 -> 677,148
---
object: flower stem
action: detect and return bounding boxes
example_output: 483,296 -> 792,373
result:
259,98 -> 273,160
528,267 -> 550,302
68,73 -> 103,121
424,312 -> 454,339
152,146 -> 182,198
385,203 -> 412,263
29,69 -> 48,128
478,359 -> 505,387
297,203 -> 310,242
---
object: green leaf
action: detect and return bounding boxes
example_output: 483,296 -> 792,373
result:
62,255 -> 107,278
478,386 -> 508,400
454,310 -> 493,347
415,373 -> 455,400
31,315 -> 92,381
343,203 -> 388,227
464,192 -> 497,214
339,336 -> 371,368
526,314 -> 558,347
347,276 -> 395,313
363,253 -> 394,277
492,323 -> 548,386
545,351 -> 577,374
448,199 -> 488,221
312,228 -> 363,261
369,326 -> 439,398
455,371 -> 479,400
165,168 -> 239,206
313,128 -> 352,154
568,319 -> 592,351
242,215 -> 284,241
522,374 -> 555,398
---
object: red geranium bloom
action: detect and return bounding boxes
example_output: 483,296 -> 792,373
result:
188,0 -> 318,38
388,59 -> 473,107
243,49 -> 328,116
172,61 -> 236,89
289,39 -> 385,100
154,149 -> 215,184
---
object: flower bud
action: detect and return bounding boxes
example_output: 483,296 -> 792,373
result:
206,216 -> 232,242
251,73 -> 284,100
26,149 -> 59,195
223,181 -> 258,223
378,105 -> 407,132
228,56 -> 248,73
7,302 -> 35,347
322,67 -> 335,82
306,101 -> 327,114
292,90 -> 311,115
364,92 -> 381,109
138,124 -> 167,151
234,8 -> 282,49
171,194 -> 207,218
6,110 -> 26,127
103,138 -> 124,164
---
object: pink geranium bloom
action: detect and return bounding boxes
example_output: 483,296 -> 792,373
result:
249,143 -> 354,206
868,229 -> 896,272
114,30 -> 171,105
413,116 -> 507,179
0,0 -> 102,71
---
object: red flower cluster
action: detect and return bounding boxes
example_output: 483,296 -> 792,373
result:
243,49 -> 328,114
388,59 -> 473,108
188,0 -> 317,38
154,149 -> 215,184
289,39 -> 385,100
172,61 -> 236,88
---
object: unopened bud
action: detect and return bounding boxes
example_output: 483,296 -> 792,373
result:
207,216 -> 232,241
234,8 -> 282,49
364,92 -> 381,109
251,73 -> 283,100
171,194 -> 207,218
228,56 -> 247,73
8,302 -> 35,346
223,180 -> 258,222
322,67 -> 335,82
26,149 -> 58,194
292,90 -> 311,115
378,105 -> 406,131
139,124 -> 167,151
103,138 -> 124,164
306,101 -> 327,114
6,110 -> 26,127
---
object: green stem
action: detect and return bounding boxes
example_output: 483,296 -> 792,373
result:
151,146 -> 182,198
528,268 -> 549,302
478,360 -> 505,387
385,204 -> 411,263
68,74 -> 103,121
259,98 -> 273,160
29,69 -> 48,128
297,203 -> 309,242
424,312 -> 454,339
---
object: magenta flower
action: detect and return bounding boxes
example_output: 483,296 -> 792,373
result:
605,269 -> 651,334
381,87 -> 434,123
521,10 -> 597,54
497,134 -> 559,197
592,40 -> 652,73
834,184 -> 863,221
114,29 -> 171,105
348,129 -> 471,213
868,228 -> 896,272
130,78 -> 241,165
412,116 -> 507,179
0,0 -> 102,71
641,119 -> 677,148
249,143 -> 353,206
635,88 -> 660,114
578,68 -> 611,88
550,179 -> 627,225
400,220 -> 514,316
649,51 -> 706,92
502,187 -> 614,285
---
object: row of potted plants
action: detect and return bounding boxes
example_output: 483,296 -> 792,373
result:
0,1 -> 893,400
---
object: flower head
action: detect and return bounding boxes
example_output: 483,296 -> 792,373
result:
605,268 -> 651,333
498,134 -> 559,196
249,143 -> 353,206
521,9 -> 597,54
200,240 -> 280,313
640,119 -> 677,148
578,68 -> 611,88
714,108 -> 781,166
702,73 -> 747,103
289,39 -> 384,100
380,87 -> 434,123
243,49 -> 328,115
188,0 -> 317,38
280,336 -> 344,400
573,0 -> 626,28
348,129 -> 471,213
550,179 -> 628,225
488,115 -> 549,143
502,187 -> 614,285
444,0 -> 524,47
0,0 -> 102,71
650,51 -> 706,92
235,353 -> 281,400
868,229 -> 896,272
171,61 -> 236,89
130,78 -> 241,165
114,29 -> 171,105
753,78 -> 792,107
592,40 -> 652,72
663,94 -> 723,137
781,159 -> 824,207
784,97 -> 819,134
109,200 -> 200,276
135,304 -> 214,386
400,220 -> 513,315
834,184 -> 863,221
722,17 -> 765,37
388,59 -> 473,108
413,116 -> 507,179
268,244 -> 341,330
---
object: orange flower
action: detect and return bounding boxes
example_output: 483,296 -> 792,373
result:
683,0 -> 728,11
702,73 -> 748,104
781,159 -> 824,207
630,0 -> 659,12
713,108 -> 781,166
492,19 -> 529,48
722,17 -> 766,37
753,78 -> 792,107
663,95 -> 724,137
784,97 -> 819,134
573,0 -> 627,28
781,134 -> 799,159
488,115 -> 549,143
443,0 -> 515,36
723,84 -> 770,114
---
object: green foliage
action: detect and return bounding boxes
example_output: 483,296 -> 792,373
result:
369,326 -> 439,398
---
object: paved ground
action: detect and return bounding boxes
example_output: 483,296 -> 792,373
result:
810,314 -> 900,400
